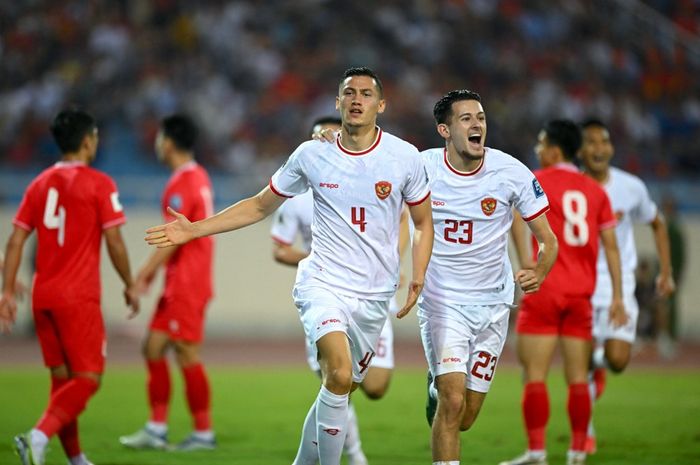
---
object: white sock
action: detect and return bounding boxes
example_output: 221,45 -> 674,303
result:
29,429 -> 48,458
316,385 -> 349,465
592,346 -> 607,369
146,421 -> 167,436
292,398 -> 319,465
69,453 -> 89,465
527,449 -> 546,458
587,374 -> 596,437
433,461 -> 460,465
343,401 -> 363,456
193,430 -> 214,441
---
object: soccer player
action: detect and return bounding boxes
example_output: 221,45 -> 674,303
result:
120,115 -> 216,451
145,67 -> 434,465
272,114 -> 409,465
578,118 -> 675,452
0,109 -> 139,465
501,120 -> 625,465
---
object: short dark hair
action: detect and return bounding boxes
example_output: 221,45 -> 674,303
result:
433,89 -> 482,125
161,114 -> 198,151
339,67 -> 383,97
580,117 -> 609,131
542,119 -> 582,161
50,109 -> 96,154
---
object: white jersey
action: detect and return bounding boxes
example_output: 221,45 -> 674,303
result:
592,166 -> 657,302
420,147 -> 549,305
270,190 -> 314,251
270,128 -> 430,300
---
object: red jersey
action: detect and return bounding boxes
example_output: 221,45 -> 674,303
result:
162,161 -> 214,302
532,163 -> 616,297
13,161 -> 126,308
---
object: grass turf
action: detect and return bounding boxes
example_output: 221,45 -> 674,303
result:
0,366 -> 698,464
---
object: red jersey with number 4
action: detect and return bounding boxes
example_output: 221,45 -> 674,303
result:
161,161 -> 214,303
13,161 -> 126,308
532,163 -> 616,297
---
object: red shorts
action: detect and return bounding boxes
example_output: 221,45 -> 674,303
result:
33,303 -> 106,373
149,295 -> 209,342
516,291 -> 592,340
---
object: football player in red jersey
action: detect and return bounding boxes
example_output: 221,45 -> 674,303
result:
501,120 -> 625,465
119,115 -> 216,452
1,109 -> 139,465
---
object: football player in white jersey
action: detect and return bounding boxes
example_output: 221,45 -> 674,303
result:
578,118 -> 675,453
419,90 -> 558,465
145,67 -> 434,465
271,115 -> 409,465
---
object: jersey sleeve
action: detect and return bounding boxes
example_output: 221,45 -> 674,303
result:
513,165 -> 549,222
13,185 -> 37,232
98,175 -> 127,229
269,143 -> 310,198
631,178 -> 658,224
597,189 -> 617,230
403,152 -> 431,205
270,200 -> 299,245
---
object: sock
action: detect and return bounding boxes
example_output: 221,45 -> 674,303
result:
292,398 -> 319,465
29,429 -> 48,460
523,382 -> 549,451
51,377 -> 81,458
36,377 -> 99,438
147,359 -> 171,423
182,363 -> 212,432
343,401 -> 363,456
316,385 -> 349,465
568,383 -> 591,451
146,421 -> 167,436
592,368 -> 606,399
592,346 -> 607,369
69,453 -> 90,465
433,462 -> 460,465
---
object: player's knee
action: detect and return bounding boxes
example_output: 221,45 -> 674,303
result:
323,367 -> 353,394
72,371 -> 102,387
438,389 -> 466,420
362,383 -> 387,400
606,352 -> 629,373
459,415 -> 476,432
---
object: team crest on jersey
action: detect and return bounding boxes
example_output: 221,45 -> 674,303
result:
375,181 -> 392,200
481,197 -> 497,216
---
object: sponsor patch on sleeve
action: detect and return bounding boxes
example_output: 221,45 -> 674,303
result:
169,194 -> 183,210
532,179 -> 544,198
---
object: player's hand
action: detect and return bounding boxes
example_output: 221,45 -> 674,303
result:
397,280 -> 424,319
145,207 -> 196,248
515,269 -> 543,294
123,286 -> 140,319
608,297 -> 628,328
311,128 -> 337,143
0,293 -> 18,333
655,273 -> 675,298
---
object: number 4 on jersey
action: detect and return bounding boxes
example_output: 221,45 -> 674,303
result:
351,206 -> 366,232
43,187 -> 66,246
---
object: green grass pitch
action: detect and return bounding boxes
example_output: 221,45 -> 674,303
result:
1,366 -> 698,464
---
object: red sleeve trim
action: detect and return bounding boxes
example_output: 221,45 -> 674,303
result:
523,205 -> 549,222
271,235 -> 293,246
269,178 -> 293,198
12,219 -> 32,232
102,217 -> 127,230
406,190 -> 431,206
599,219 -> 618,230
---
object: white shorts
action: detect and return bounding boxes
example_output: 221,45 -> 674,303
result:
418,296 -> 510,393
294,285 -> 389,383
592,292 -> 640,344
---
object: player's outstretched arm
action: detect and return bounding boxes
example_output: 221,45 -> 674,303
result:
0,227 -> 30,333
516,214 -> 558,294
146,186 -> 286,248
397,197 -> 433,319
650,213 -> 675,297
600,226 -> 627,327
104,226 -> 140,318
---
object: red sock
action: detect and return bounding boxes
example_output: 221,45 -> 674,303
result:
523,382 -> 549,450
147,359 -> 171,423
182,363 -> 211,431
593,368 -> 606,400
568,383 -> 591,451
36,377 -> 99,438
50,377 -> 81,458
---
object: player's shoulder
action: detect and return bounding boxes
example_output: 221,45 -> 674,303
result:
419,147 -> 443,164
485,147 -> 529,171
380,130 -> 420,156
610,166 -> 647,190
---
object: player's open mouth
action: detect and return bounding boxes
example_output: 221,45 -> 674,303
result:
468,134 -> 482,145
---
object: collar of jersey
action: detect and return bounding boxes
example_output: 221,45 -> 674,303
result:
443,148 -> 484,177
55,160 -> 87,168
336,127 -> 382,156
173,160 -> 197,175
551,161 -> 579,172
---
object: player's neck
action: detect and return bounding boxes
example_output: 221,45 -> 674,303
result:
61,152 -> 89,164
446,146 -> 483,173
169,153 -> 194,171
587,167 -> 610,184
339,125 -> 379,152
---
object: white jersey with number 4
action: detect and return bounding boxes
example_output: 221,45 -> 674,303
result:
270,128 -> 430,300
592,166 -> 658,304
420,147 -> 549,305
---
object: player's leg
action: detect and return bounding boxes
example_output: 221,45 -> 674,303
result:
433,372 -> 468,461
359,319 -> 394,399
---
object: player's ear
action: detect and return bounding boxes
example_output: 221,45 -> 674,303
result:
436,123 -> 450,140
335,96 -> 340,110
377,99 -> 386,115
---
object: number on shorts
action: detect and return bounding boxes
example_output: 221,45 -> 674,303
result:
358,351 -> 375,374
43,187 -> 66,246
470,351 -> 498,381
444,219 -> 473,244
375,337 -> 386,358
562,190 -> 589,246
351,206 -> 366,232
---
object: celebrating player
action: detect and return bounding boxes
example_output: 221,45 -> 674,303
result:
1,109 -> 139,465
501,120 -> 625,465
120,115 -> 216,451
145,67 -> 434,465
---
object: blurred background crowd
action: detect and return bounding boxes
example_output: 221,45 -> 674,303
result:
1,0 -> 699,206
